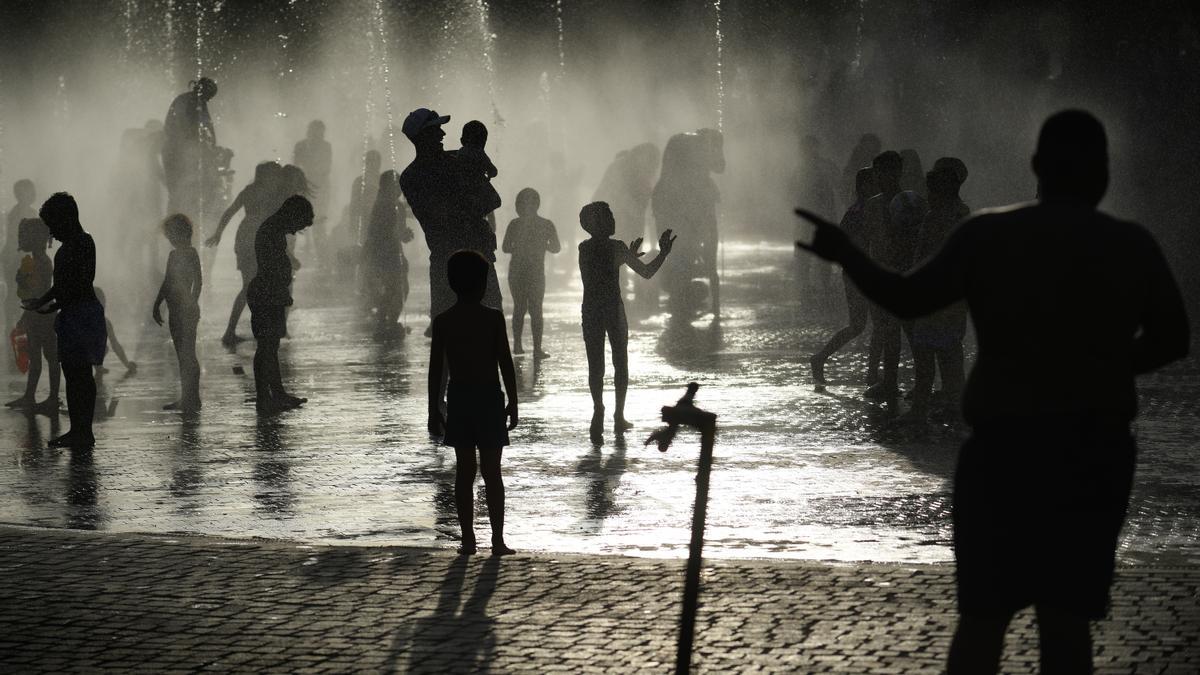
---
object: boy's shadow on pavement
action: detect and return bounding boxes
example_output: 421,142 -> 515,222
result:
387,555 -> 502,674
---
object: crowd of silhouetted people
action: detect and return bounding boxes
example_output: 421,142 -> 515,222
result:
0,76 -> 1191,672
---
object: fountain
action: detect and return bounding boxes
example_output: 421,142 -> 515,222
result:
712,0 -> 725,132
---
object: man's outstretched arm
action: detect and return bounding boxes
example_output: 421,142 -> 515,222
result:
795,209 -> 966,320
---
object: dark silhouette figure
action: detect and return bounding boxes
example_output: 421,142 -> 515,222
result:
248,196 -> 314,415
907,158 -> 971,418
861,150 -> 924,400
4,180 -> 38,340
809,166 -> 878,385
207,161 -> 283,346
428,251 -> 519,556
652,130 -> 724,320
346,149 -> 382,254
362,170 -> 414,332
592,143 -> 661,314
161,78 -> 220,226
796,109 -> 1190,674
23,193 -> 106,448
152,214 -> 202,412
579,201 -> 675,438
6,218 -> 60,413
400,108 -> 503,331
455,119 -> 502,237
293,120 -> 332,266
501,188 -> 560,357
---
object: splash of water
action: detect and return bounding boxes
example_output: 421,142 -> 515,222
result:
194,0 -> 206,222
713,0 -> 725,133
556,0 -> 566,79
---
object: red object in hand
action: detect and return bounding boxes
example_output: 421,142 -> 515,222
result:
10,325 -> 29,374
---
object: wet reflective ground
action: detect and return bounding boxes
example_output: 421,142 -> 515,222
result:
1,243 -> 1197,564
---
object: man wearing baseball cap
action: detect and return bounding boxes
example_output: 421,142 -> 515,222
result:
400,108 -> 503,330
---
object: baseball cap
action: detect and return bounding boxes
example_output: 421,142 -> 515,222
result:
402,108 -> 450,139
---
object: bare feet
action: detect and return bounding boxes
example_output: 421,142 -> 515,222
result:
512,343 -> 525,355
534,350 -> 551,359
613,417 -> 634,432
457,544 -> 478,556
809,355 -> 826,386
491,543 -> 516,557
33,398 -> 62,415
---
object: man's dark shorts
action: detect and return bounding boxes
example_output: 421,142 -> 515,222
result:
954,415 -> 1135,619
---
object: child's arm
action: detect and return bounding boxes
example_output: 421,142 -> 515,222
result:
622,229 -> 677,279
501,220 -> 518,254
496,311 -> 518,429
151,254 -> 171,326
106,319 -> 136,372
205,190 -> 245,247
544,220 -> 561,254
482,151 -> 498,179
427,318 -> 446,435
189,248 -> 203,302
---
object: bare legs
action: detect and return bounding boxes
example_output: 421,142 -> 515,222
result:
453,446 -> 512,556
583,305 -> 631,435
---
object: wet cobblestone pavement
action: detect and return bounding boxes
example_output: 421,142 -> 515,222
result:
2,525 -> 1197,674
0,244 -> 1197,565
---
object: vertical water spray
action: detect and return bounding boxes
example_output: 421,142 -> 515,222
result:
359,2 -> 380,232
474,0 -> 501,132
852,0 -> 865,71
194,0 -> 206,223
373,0 -> 398,170
165,0 -> 176,89
712,0 -> 725,133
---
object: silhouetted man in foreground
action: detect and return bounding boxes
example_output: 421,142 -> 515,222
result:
796,110 -> 1190,674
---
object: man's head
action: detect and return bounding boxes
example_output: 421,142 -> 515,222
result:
402,108 -> 450,151
579,201 -> 615,238
928,157 -> 967,202
447,250 -> 489,302
307,120 -> 325,141
1032,109 -> 1108,206
193,77 -> 217,101
872,150 -> 903,193
13,179 -> 34,205
39,192 -> 81,241
461,120 -> 488,148
515,187 -> 540,217
859,133 -> 882,157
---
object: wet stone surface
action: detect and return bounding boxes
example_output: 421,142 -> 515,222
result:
0,243 -> 1197,565
1,526 -> 1197,673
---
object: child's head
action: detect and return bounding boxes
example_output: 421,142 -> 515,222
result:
13,179 -> 35,205
277,195 -> 315,234
854,166 -> 879,201
515,188 -> 540,217
579,201 -> 615,238
254,161 -> 282,189
282,164 -> 310,197
461,120 -> 488,148
17,218 -> 50,252
447,250 -> 488,302
307,119 -> 325,141
162,213 -> 194,248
